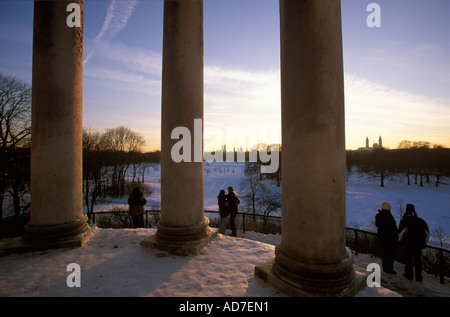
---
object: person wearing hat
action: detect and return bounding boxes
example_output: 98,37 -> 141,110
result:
398,204 -> 429,282
375,201 -> 399,274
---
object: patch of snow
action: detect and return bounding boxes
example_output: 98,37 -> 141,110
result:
2,227 -> 448,297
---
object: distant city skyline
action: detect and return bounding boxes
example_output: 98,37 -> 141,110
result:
1,0 -> 449,152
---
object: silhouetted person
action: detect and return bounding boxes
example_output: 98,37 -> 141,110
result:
227,186 -> 240,237
217,189 -> 229,234
375,201 -> 398,274
398,204 -> 429,282
128,187 -> 146,228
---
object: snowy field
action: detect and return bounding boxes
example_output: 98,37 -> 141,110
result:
90,161 -> 450,247
1,227 -> 449,298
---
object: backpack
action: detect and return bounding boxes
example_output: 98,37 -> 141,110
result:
399,216 -> 429,249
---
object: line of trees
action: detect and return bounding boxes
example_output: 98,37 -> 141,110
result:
83,127 -> 159,214
1,72 -> 161,224
231,140 -> 450,218
346,143 -> 450,187
0,73 -> 31,222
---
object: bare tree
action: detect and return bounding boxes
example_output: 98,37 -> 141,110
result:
101,126 -> 145,153
433,227 -> 449,249
240,173 -> 263,218
82,126 -> 150,214
0,73 -> 31,220
240,161 -> 281,220
258,185 -> 281,223
100,126 -> 145,197
82,128 -> 107,215
359,148 -> 394,187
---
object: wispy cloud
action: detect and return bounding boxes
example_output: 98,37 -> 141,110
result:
84,66 -> 161,96
95,0 -> 138,43
344,73 -> 450,148
205,66 -> 281,116
86,41 -> 162,76
351,41 -> 450,99
84,0 -> 138,65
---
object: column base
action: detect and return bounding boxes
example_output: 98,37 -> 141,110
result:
255,260 -> 368,297
141,217 -> 218,256
1,215 -> 93,257
255,247 -> 364,296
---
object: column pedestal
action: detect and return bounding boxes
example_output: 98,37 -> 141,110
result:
255,259 -> 369,297
23,215 -> 92,247
1,216 -> 93,256
141,218 -> 218,256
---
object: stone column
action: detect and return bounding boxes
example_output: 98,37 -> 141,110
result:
23,1 -> 91,247
255,0 -> 358,295
141,0 -> 216,255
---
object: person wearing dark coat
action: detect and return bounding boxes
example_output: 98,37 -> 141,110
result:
375,201 -> 398,274
217,189 -> 229,234
398,204 -> 429,282
128,187 -> 147,228
227,186 -> 240,237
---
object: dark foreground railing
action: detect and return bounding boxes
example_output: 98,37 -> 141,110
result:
86,209 -> 449,284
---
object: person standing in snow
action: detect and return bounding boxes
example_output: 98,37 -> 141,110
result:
128,187 -> 147,228
227,186 -> 240,237
398,204 -> 429,282
217,189 -> 229,234
375,201 -> 398,274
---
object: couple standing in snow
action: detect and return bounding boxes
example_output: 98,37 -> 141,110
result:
217,187 -> 240,236
376,201 -> 430,282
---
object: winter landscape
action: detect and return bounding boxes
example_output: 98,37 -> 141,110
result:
1,0 -> 449,304
1,161 -> 449,299
89,161 -> 450,248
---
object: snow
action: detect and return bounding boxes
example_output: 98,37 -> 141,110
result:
0,228 -> 281,297
346,172 -> 450,247
91,161 -> 450,247
1,161 -> 449,298
1,227 -> 448,298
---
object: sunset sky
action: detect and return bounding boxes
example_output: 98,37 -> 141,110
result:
1,0 -> 449,152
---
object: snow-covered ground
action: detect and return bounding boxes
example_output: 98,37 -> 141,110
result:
2,161 -> 449,298
346,171 -> 450,244
1,227 -> 448,298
